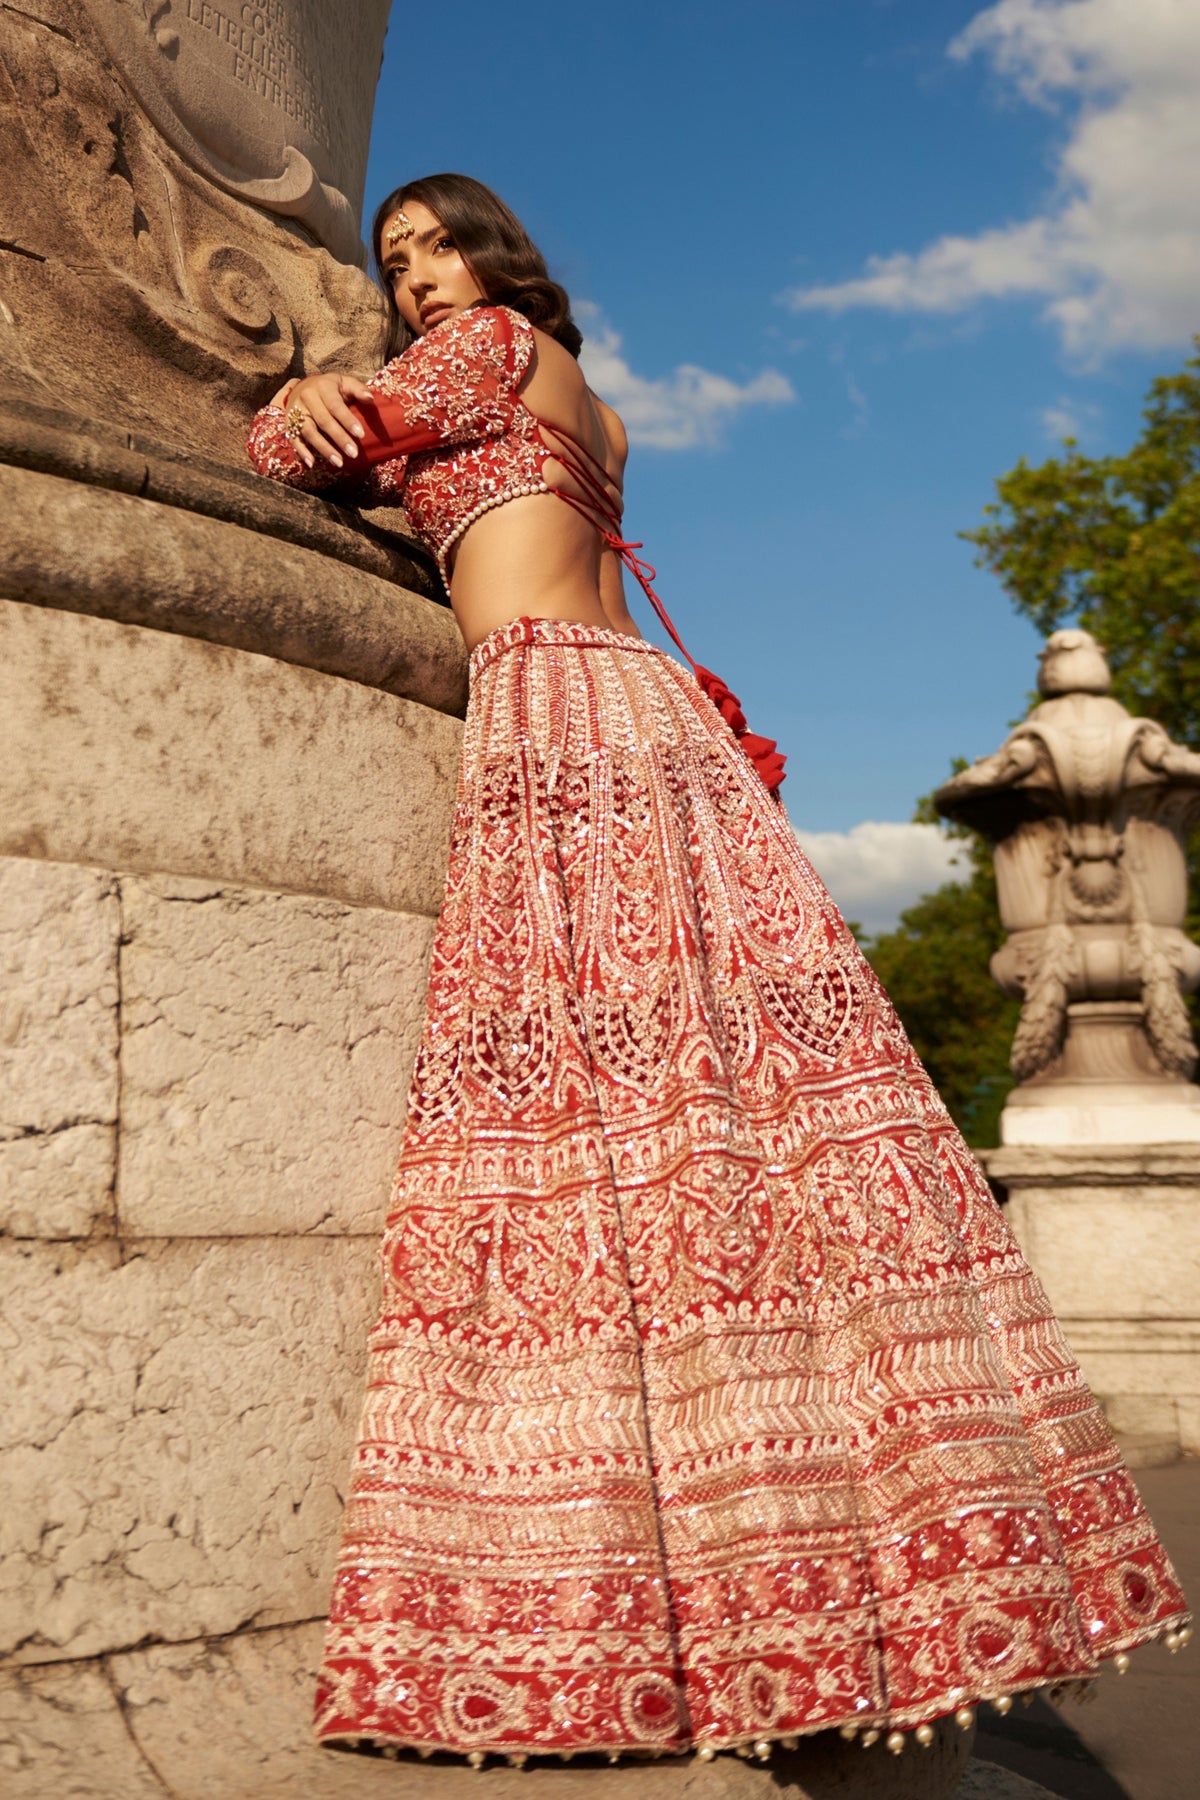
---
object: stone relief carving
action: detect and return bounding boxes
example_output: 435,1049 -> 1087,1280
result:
1007,922 -> 1078,1084
936,629 -> 1200,1088
87,0 -> 389,266
0,0 -> 391,461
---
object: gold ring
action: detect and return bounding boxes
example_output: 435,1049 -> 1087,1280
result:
283,403 -> 310,442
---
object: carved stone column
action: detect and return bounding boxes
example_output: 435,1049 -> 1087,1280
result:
0,0 -> 395,455
0,5 -> 465,1794
0,8 -> 982,1798
937,631 -> 1200,1464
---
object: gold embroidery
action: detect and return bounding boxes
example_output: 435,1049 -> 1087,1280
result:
314,619 -> 1189,1760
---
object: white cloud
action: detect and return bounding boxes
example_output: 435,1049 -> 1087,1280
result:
793,820 -> 969,936
1040,394 -> 1101,441
786,0 -> 1200,355
579,316 -> 794,450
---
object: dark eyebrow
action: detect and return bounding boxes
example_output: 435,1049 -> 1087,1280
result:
381,223 -> 449,275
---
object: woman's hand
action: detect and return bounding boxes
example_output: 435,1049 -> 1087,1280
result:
269,372 -> 376,470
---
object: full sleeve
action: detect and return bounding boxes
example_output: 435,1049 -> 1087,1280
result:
245,305 -> 534,499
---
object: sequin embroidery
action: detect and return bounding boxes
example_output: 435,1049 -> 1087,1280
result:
246,305 -> 550,588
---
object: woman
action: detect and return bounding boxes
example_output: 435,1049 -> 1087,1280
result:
248,173 -> 1188,1767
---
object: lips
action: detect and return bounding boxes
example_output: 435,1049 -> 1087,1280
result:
420,303 -> 451,327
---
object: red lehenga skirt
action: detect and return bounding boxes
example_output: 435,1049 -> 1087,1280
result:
314,616 -> 1188,1762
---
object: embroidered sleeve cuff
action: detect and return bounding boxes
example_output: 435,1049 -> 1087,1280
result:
246,404 -> 341,491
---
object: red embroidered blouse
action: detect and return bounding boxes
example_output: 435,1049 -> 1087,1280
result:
246,303 -> 787,792
247,305 -> 558,591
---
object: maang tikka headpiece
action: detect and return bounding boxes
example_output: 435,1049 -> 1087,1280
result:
385,209 -> 415,247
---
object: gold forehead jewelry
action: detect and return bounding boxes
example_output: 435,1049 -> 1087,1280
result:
385,208 -> 415,247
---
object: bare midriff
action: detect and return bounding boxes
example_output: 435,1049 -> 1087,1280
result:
446,491 -> 637,651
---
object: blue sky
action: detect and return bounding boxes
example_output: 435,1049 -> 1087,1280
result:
363,0 -> 1200,928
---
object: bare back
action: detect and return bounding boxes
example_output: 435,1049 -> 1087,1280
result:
447,327 -> 639,651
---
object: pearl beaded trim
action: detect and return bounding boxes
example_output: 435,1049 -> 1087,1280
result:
435,479 -> 553,590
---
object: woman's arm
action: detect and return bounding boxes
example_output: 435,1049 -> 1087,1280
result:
247,372 -> 380,494
247,306 -> 531,496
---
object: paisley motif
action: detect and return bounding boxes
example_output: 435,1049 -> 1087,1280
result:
313,618 -> 1188,1761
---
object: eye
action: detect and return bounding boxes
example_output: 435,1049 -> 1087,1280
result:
434,235 -> 455,253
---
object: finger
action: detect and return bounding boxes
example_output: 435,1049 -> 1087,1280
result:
324,390 -> 368,445
306,398 -> 357,465
308,391 -> 361,457
302,418 -> 345,469
339,375 -> 376,417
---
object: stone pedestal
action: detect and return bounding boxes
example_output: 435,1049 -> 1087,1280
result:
979,1146 -> 1200,1464
999,1002 -> 1200,1146
936,633 -> 1200,1465
0,3 -> 474,1793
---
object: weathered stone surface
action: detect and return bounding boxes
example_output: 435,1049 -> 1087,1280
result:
119,875 -> 434,1237
1,1237 -> 377,1664
0,397 -> 439,599
110,1623 -> 412,1800
1000,1084 -> 1200,1147
0,1656 -> 169,1800
0,601 -> 463,918
0,463 -> 466,714
0,1124 -> 116,1240
980,1145 -> 1200,1462
1003,1189 -> 1200,1319
0,1620 -> 977,1800
0,856 -> 119,1157
0,4 -> 391,462
958,1767 -> 1058,1800
88,1 -> 390,264
1178,1395 -> 1200,1457
983,1146 -> 1200,1187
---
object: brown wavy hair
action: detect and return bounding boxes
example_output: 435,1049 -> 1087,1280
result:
371,173 -> 583,364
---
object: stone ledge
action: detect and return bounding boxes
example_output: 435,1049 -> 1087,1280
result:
978,1144 -> 1200,1187
0,395 -> 440,601
0,463 -> 468,717
0,605 -> 462,918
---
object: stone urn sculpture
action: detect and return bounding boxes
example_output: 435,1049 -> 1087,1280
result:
935,629 -> 1200,1146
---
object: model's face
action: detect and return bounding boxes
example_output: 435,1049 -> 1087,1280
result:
379,199 -> 485,337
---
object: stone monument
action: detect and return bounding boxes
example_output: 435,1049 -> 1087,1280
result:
936,630 -> 1200,1464
1,2 -> 464,1794
0,8 -> 986,1800
0,0 -> 393,455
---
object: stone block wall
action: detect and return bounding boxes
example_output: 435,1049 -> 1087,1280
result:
0,587 -> 465,1794
982,1147 -> 1200,1465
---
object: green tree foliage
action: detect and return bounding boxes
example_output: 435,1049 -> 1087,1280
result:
963,338 -> 1200,746
864,341 -> 1200,1144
